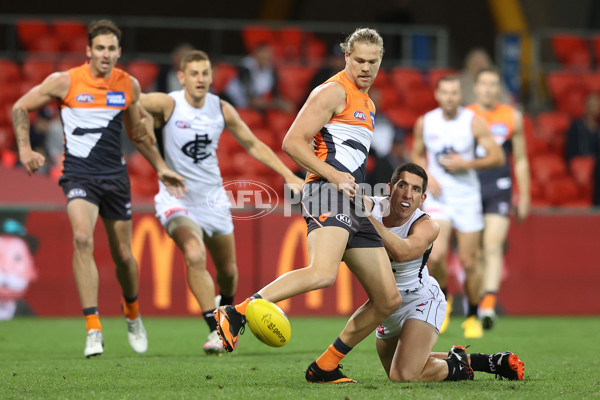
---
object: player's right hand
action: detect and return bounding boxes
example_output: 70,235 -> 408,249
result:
19,149 -> 45,176
330,171 -> 358,199
158,168 -> 188,199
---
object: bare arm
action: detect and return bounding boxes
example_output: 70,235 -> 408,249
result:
511,110 -> 530,222
125,78 -> 187,198
139,92 -> 175,129
223,100 -> 304,193
12,72 -> 70,175
411,116 -> 441,197
281,82 -> 358,198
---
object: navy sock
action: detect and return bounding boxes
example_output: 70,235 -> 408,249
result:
123,295 -> 138,304
468,303 -> 479,317
83,307 -> 98,316
202,309 -> 218,332
470,353 -> 494,373
219,294 -> 235,306
332,337 -> 352,355
444,358 -> 471,381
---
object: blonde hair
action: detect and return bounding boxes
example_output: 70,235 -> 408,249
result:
340,28 -> 384,57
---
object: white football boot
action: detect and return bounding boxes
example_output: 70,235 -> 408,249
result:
203,330 -> 226,355
84,329 -> 104,358
126,315 -> 148,354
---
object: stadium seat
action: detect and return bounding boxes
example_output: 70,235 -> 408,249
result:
126,60 -> 159,91
370,67 -> 390,89
383,107 -> 419,130
530,153 -> 567,184
405,86 -> 437,115
0,126 -> 15,151
544,176 -> 582,205
16,19 -> 49,50
266,109 -> 296,140
52,19 -> 87,51
390,67 -> 426,103
582,73 -> 600,93
535,111 -> 571,155
546,71 -> 579,100
555,87 -> 587,119
251,127 -> 278,150
232,152 -> 271,175
274,150 -> 300,173
218,129 -> 244,156
126,152 -> 156,180
27,35 -> 61,54
64,35 -> 89,53
373,86 -> 400,113
56,59 -> 84,72
236,108 -> 264,130
241,25 -> 275,53
306,34 -> 326,61
212,63 -> 238,94
22,60 -> 54,85
278,26 -> 304,59
0,59 -> 21,83
277,64 -> 316,106
427,67 -> 459,89
569,155 -> 596,201
0,83 -> 22,106
551,34 -> 590,70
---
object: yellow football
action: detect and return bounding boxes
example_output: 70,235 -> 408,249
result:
246,299 -> 291,347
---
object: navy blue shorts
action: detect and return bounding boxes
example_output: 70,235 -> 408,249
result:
301,180 -> 382,249
481,185 -> 511,217
59,174 -> 132,220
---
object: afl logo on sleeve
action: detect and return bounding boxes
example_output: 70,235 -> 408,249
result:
76,93 -> 94,104
106,91 -> 126,107
354,110 -> 367,121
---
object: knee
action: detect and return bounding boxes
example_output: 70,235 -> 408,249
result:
113,245 -> 135,266
460,257 -> 478,275
73,231 -> 93,253
373,292 -> 402,319
217,261 -> 237,280
184,245 -> 207,270
389,368 -> 421,382
307,265 -> 338,289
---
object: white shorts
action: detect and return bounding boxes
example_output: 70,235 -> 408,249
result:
154,183 -> 234,238
376,278 -> 447,339
422,192 -> 484,233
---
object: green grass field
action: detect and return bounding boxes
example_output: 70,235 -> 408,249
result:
1,316 -> 599,399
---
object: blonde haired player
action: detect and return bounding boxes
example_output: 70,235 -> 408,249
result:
467,67 -> 530,329
216,28 -> 402,383
139,50 -> 303,354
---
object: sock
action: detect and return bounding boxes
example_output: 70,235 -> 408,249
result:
123,297 -> 139,320
480,292 -> 497,311
219,294 -> 235,306
444,358 -> 471,381
470,353 -> 494,373
316,337 -> 353,371
234,293 -> 262,315
83,307 -> 101,332
468,303 -> 478,317
202,309 -> 218,332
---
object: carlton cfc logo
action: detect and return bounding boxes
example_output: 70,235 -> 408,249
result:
76,93 -> 94,104
353,110 -> 367,121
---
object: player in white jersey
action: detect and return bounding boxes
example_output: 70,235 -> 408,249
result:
411,75 -> 504,338
139,50 -> 303,354
364,163 -> 524,382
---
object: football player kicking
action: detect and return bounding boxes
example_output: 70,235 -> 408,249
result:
364,163 -> 524,382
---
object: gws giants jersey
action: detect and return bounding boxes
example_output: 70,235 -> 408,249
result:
161,90 -> 225,186
370,197 -> 433,289
306,71 -> 375,184
423,107 -> 480,199
60,63 -> 132,178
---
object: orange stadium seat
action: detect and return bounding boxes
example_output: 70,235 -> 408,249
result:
22,59 -> 54,85
0,59 -> 21,83
16,19 -> 49,50
236,108 -> 264,130
126,60 -> 159,91
530,153 -> 567,184
212,63 -> 238,94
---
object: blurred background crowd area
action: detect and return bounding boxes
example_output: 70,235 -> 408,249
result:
1,0 -> 600,207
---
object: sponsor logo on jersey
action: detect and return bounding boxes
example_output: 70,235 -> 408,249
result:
75,93 -> 94,104
491,123 -> 509,138
67,188 -> 87,198
335,213 -> 352,227
318,212 -> 331,222
176,120 -> 191,129
353,110 -> 367,121
106,91 -> 126,107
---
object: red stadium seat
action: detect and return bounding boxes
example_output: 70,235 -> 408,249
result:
266,109 -> 296,140
384,107 -> 419,130
126,152 -> 156,180
405,86 -> 437,115
236,108 -> 264,130
278,26 -> 304,59
371,67 -> 390,89
372,86 -> 400,113
535,111 -> 571,155
64,35 -> 89,53
306,35 -> 326,61
126,60 -> 159,91
251,127 -> 278,150
0,83 -> 22,106
52,19 -> 87,49
546,71 -> 579,100
544,176 -> 582,205
554,87 -> 588,119
530,153 -> 567,184
22,59 -> 54,85
582,73 -> 600,93
390,67 -> 426,103
56,59 -> 85,72
16,19 -> 49,50
218,129 -> 245,156
0,59 -> 21,83
27,35 -> 61,54
212,63 -> 238,94
0,126 -> 15,151
241,25 -> 275,53
551,34 -> 590,70
277,64 -> 316,106
569,155 -> 596,201
274,150 -> 300,173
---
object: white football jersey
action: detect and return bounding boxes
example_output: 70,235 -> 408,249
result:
422,107 -> 480,199
370,197 -> 433,289
161,90 -> 225,187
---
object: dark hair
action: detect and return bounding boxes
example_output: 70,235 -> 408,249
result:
474,66 -> 501,83
180,49 -> 210,71
436,74 -> 460,89
390,163 -> 428,193
88,19 -> 122,47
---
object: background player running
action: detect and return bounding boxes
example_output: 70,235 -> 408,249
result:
139,50 -> 303,354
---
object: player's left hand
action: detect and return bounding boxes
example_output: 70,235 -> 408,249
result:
440,152 -> 468,173
284,174 -> 304,196
158,168 -> 188,199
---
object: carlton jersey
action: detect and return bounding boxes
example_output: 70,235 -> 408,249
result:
59,63 -> 132,179
370,197 -> 433,289
467,103 -> 515,191
306,71 -> 375,184
423,107 -> 480,199
160,90 -> 225,188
